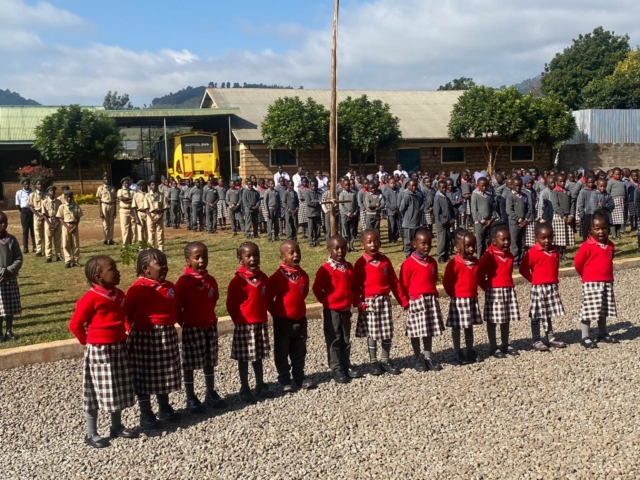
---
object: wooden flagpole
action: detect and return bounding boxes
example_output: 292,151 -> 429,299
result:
329,0 -> 339,236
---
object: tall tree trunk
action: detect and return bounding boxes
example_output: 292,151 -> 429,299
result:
77,160 -> 84,195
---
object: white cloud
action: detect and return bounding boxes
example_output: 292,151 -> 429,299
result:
1,0 -> 639,105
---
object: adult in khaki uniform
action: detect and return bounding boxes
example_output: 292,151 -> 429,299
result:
28,179 -> 45,257
57,185 -> 69,205
132,180 -> 149,246
95,174 -> 117,245
116,177 -> 134,246
42,185 -> 63,263
145,180 -> 167,252
56,190 -> 83,268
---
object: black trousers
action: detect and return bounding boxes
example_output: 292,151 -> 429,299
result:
308,216 -> 321,245
20,207 -> 34,250
387,212 -> 399,242
323,309 -> 352,373
192,202 -> 204,231
273,317 -> 308,385
205,205 -> 217,232
170,202 -> 181,228
267,207 -> 280,240
365,214 -> 380,231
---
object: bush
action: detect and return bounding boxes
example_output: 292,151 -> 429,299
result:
75,194 -> 97,205
16,162 -> 54,186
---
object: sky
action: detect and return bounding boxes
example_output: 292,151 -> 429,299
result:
1,0 -> 639,106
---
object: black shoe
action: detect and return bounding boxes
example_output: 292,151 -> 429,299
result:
255,383 -> 277,399
139,410 -> 160,429
596,333 -> 619,344
23,248 -> 28,254
157,404 -> 175,420
369,362 -> 385,376
84,434 -> 110,448
0,336 -> 4,344
466,349 -> 479,363
282,384 -> 295,394
332,370 -> 350,384
500,345 -> 520,356
205,391 -> 228,409
103,240 -> 108,245
438,257 -> 447,264
35,252 -> 43,257
454,351 -> 468,365
414,356 -> 427,372
298,379 -> 317,390
275,237 -> 281,241
239,388 -> 257,403
186,397 -> 206,413
4,330 -> 16,341
57,255 -> 64,262
425,357 -> 443,371
581,338 -> 598,349
65,263 -> 72,269
45,258 -> 52,263
109,240 -> 117,245
380,360 -> 401,375
109,425 -> 139,439
347,367 -> 362,379
490,346 -> 506,359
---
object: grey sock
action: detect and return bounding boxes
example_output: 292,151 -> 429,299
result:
110,411 -> 122,431
367,337 -> 378,361
85,409 -> 98,437
381,340 -> 392,362
581,322 -> 591,340
598,316 -> 607,335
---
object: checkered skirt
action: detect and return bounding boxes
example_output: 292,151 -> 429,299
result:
231,322 -> 270,361
423,210 -> 435,226
405,294 -> 446,338
356,295 -> 394,340
628,202 -> 637,219
446,297 -> 483,329
83,342 -> 135,413
578,281 -> 617,322
359,208 -> 366,229
529,283 -> 565,330
483,287 -> 520,324
217,199 -> 228,219
552,214 -> 575,246
525,221 -> 536,248
259,199 -> 268,223
127,325 -> 182,395
298,201 -> 308,225
181,325 -> 219,370
612,196 -> 625,225
0,279 -> 22,316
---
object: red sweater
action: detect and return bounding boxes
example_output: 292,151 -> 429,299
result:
574,237 -> 615,282
519,244 -> 560,285
226,266 -> 269,325
68,285 -> 127,345
125,277 -> 178,331
477,245 -> 515,290
267,265 -> 309,320
398,253 -> 439,308
175,268 -> 219,328
443,254 -> 479,298
353,254 -> 400,306
312,260 -> 355,311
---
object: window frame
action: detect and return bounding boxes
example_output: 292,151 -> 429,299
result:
349,150 -> 376,166
441,146 -> 466,164
269,148 -> 298,167
510,145 -> 534,163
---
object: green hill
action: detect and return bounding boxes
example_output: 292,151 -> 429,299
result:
0,89 -> 40,105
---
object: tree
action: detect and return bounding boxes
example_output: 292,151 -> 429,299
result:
261,97 -> 329,163
34,105 -> 123,194
438,77 -> 476,91
540,27 -> 630,110
582,47 -> 640,109
337,95 -> 402,172
226,82 -> 231,88
103,90 -> 134,110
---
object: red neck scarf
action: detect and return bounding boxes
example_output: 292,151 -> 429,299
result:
280,262 -> 300,276
91,284 -> 118,301
237,264 -> 261,279
554,186 -> 564,192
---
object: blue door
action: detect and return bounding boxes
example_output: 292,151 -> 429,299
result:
398,149 -> 420,174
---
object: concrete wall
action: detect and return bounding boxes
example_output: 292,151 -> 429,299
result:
559,143 -> 640,171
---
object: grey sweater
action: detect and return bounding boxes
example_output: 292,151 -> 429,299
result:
242,188 -> 261,211
303,189 -> 322,217
432,192 -> 454,228
607,179 -> 626,198
264,189 -> 281,210
507,191 -> 530,224
471,190 -> 494,223
0,234 -> 23,280
399,190 -> 424,228
550,189 -> 572,217
283,189 -> 299,212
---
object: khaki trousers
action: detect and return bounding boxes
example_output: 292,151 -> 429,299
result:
44,222 -> 62,259
62,226 -> 80,264
148,217 -> 165,252
136,212 -> 149,245
101,203 -> 115,242
34,216 -> 45,254
120,208 -> 133,245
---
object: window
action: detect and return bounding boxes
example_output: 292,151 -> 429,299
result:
511,145 -> 534,162
441,147 -> 465,163
350,150 -> 375,166
233,150 -> 240,168
270,149 -> 297,166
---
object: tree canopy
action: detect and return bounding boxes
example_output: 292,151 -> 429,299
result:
438,77 -> 476,91
103,91 -> 134,110
540,27 -> 630,110
582,47 -> 640,109
34,105 -> 122,194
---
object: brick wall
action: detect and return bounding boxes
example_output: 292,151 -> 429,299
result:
559,143 -> 640,171
1,180 -> 103,208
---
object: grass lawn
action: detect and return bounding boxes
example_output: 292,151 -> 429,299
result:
3,205 -> 639,350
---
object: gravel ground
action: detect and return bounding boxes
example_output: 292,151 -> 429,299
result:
2,269 -> 640,479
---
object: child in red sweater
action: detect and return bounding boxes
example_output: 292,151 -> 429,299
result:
125,249 -> 181,429
478,222 -> 521,359
443,229 -> 482,365
398,229 -> 445,372
267,240 -> 316,393
519,223 -> 567,352
354,229 -> 402,375
574,211 -> 619,348
69,256 -> 137,449
175,242 -> 227,412
312,235 -> 362,384
226,242 -> 274,403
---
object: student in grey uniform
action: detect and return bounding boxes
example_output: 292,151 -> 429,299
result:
382,178 -> 401,243
226,180 -> 243,236
506,177 -> 530,265
577,175 -> 595,240
181,178 -> 194,230
304,180 -> 323,247
275,177 -> 288,235
242,179 -> 261,238
421,178 -> 435,233
169,181 -> 182,228
493,174 -> 506,220
215,178 -> 228,231
363,182 -> 385,232
264,179 -> 281,242
537,177 -> 555,225
607,168 -> 626,238
339,179 -> 359,251
189,179 -> 205,232
471,177 -> 495,257
398,179 -> 424,257
433,180 -> 454,263
500,178 -> 512,225
283,180 -> 299,241
203,178 -> 219,234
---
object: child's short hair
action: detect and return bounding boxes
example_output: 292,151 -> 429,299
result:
591,210 -> 610,229
454,228 -> 472,246
437,179 -> 446,188
361,229 -> 379,240
490,221 -> 510,240
184,241 -> 207,260
236,241 -> 259,261
535,222 -> 553,237
412,227 -> 433,243
136,248 -> 167,276
84,255 -> 113,286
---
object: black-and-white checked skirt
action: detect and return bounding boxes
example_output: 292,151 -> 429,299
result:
423,210 -> 435,226
578,281 -> 617,322
465,199 -> 471,216
612,196 -> 625,225
181,325 -> 219,370
359,208 -> 366,229
298,202 -> 308,225
127,325 -> 182,395
83,342 -> 135,413
446,297 -> 483,329
259,199 -> 268,223
628,202 -> 637,219
552,214 -> 575,246
525,221 -> 536,248
529,283 -> 565,330
217,200 -> 228,219
355,295 -> 394,340
483,287 -> 520,324
231,323 -> 270,361
0,279 -> 22,316
405,294 -> 446,338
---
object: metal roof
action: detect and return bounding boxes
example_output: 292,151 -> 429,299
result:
565,109 -> 640,144
201,88 -> 464,143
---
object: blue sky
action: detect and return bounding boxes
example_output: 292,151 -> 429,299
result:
1,0 -> 639,106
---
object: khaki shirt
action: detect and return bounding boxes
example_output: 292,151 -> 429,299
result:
42,197 -> 62,227
56,202 -> 84,223
145,192 -> 166,215
117,188 -> 133,209
96,185 -> 116,204
56,193 -> 68,205
132,191 -> 148,211
28,191 -> 44,213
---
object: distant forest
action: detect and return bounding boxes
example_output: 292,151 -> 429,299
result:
0,89 -> 40,106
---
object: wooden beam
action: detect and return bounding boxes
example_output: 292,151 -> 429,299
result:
329,0 -> 339,236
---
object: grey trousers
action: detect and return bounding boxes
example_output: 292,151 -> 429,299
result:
436,224 -> 449,260
267,207 -> 280,240
387,213 -> 400,242
285,210 -> 298,240
365,214 -> 380,231
206,205 -> 217,232
323,309 -> 352,373
183,201 -> 192,229
509,223 -> 526,263
229,206 -> 243,232
192,202 -> 204,231
308,216 -> 321,245
475,222 -> 489,257
244,209 -> 258,237
170,202 -> 181,228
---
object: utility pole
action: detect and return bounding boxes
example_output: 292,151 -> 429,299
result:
329,0 -> 339,236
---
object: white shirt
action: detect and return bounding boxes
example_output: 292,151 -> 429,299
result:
15,188 -> 32,208
274,171 -> 290,184
316,176 -> 328,192
292,173 -> 303,193
393,169 -> 408,178
376,171 -> 388,180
